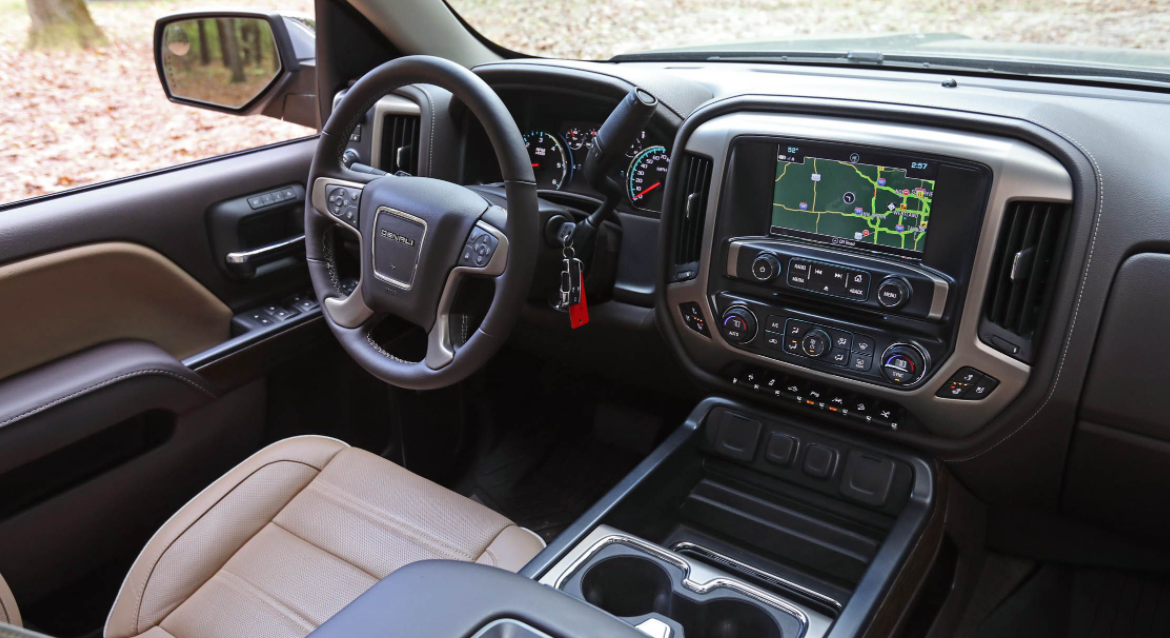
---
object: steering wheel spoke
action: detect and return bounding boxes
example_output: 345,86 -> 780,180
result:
425,218 -> 510,369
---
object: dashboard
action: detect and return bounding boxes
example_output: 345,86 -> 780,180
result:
330,55 -> 1170,524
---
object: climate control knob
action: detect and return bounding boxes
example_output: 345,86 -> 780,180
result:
800,328 -> 832,358
876,277 -> 912,309
720,306 -> 758,344
880,343 -> 928,385
750,253 -> 782,282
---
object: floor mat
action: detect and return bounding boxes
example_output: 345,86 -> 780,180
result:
466,412 -> 642,542
973,563 -> 1170,638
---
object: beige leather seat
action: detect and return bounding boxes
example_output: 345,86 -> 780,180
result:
0,570 -> 19,628
103,436 -> 543,638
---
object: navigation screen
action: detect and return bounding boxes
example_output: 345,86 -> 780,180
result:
770,141 -> 939,258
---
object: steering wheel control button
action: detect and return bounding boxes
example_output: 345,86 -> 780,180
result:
751,253 -> 782,282
787,260 -> 810,288
800,328 -> 831,358
720,306 -> 757,344
876,276 -> 912,309
325,185 -> 360,226
881,343 -> 927,385
679,303 -> 710,337
459,227 -> 499,268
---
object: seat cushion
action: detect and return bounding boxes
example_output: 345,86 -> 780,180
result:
104,436 -> 543,638
0,568 -> 19,628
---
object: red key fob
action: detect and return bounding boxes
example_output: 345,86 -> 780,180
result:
569,271 -> 589,328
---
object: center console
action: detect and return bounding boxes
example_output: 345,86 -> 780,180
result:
665,113 -> 1073,438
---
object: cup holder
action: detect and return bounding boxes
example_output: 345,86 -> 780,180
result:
683,598 -> 784,638
580,555 -> 673,618
572,551 -> 788,638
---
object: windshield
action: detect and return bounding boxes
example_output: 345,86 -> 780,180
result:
449,0 -> 1170,83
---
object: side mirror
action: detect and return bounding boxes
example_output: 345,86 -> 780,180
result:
154,11 -> 318,128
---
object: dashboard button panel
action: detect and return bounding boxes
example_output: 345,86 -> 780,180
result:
729,364 -> 912,431
936,367 -> 999,400
729,240 -> 948,321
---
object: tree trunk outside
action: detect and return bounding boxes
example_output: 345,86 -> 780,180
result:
216,18 -> 246,84
197,19 -> 210,65
25,0 -> 107,50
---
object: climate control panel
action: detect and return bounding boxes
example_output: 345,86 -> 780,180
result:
711,293 -> 942,390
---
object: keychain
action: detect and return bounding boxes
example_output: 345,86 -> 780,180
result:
560,234 -> 589,328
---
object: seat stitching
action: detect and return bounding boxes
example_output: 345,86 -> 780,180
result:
305,480 -> 476,560
270,520 -> 382,582
132,459 -> 328,634
473,524 -> 511,565
211,570 -> 316,632
0,369 -> 216,430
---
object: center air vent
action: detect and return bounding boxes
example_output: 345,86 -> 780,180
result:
381,114 -> 421,175
670,154 -> 713,282
981,200 -> 1070,362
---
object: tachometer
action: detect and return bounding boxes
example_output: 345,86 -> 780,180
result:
625,130 -> 647,157
525,130 -> 571,190
627,146 -> 669,211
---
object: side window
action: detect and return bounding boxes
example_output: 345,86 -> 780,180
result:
2,0 -> 316,207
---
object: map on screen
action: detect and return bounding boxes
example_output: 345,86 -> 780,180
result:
770,145 -> 935,256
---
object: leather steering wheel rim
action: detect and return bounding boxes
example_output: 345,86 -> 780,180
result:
304,55 -> 538,390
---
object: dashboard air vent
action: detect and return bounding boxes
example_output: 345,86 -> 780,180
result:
671,154 -> 713,281
981,200 -> 1070,362
381,114 -> 421,175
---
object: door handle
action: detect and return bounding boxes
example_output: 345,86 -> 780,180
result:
225,234 -> 305,278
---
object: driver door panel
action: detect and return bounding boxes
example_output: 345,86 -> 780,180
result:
0,139 -> 324,608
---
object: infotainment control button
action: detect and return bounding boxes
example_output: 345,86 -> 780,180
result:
845,271 -> 871,300
751,253 -> 782,282
876,277 -> 912,309
787,260 -> 810,288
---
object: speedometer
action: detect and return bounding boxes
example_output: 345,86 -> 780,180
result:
524,131 -> 571,190
627,146 -> 669,211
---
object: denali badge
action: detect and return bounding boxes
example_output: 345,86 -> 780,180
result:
380,228 -> 416,246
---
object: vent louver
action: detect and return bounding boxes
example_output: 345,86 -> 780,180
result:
671,154 -> 713,281
381,114 -> 421,175
981,200 -> 1070,362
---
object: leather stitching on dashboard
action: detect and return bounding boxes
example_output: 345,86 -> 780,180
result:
945,125 -> 1104,463
0,369 -> 216,429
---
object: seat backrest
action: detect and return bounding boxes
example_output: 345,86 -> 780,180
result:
0,569 -> 20,628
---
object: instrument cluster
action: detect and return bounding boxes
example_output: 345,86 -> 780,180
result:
522,120 -> 671,212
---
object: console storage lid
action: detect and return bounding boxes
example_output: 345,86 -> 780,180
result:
306,560 -> 647,638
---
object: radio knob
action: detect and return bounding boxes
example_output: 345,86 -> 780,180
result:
880,343 -> 928,385
750,253 -> 782,282
800,328 -> 832,358
720,306 -> 758,344
876,277 -> 912,309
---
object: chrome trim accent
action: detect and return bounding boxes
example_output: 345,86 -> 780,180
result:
667,113 -> 1073,438
311,177 -> 373,329
635,618 -> 672,638
370,95 -> 422,172
371,207 -> 427,290
425,219 -> 509,370
725,237 -> 950,321
224,234 -> 304,265
549,533 -> 815,638
332,91 -> 421,171
669,541 -> 842,612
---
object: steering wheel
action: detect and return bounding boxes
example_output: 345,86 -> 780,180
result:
304,56 -> 537,390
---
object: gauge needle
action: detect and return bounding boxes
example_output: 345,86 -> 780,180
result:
633,182 -> 662,199
531,163 -> 540,168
